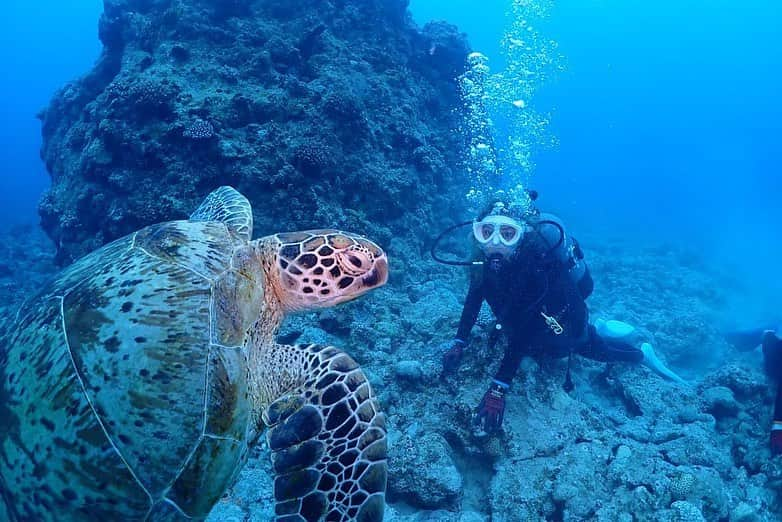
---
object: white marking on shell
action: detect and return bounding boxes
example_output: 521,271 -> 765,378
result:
157,497 -> 192,520
203,433 -> 241,444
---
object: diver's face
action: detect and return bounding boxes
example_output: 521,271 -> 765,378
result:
481,242 -> 517,259
472,215 -> 524,261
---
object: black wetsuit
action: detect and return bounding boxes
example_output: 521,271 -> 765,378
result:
455,223 -> 643,386
763,334 -> 782,424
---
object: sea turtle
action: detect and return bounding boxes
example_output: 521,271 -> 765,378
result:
0,186 -> 389,521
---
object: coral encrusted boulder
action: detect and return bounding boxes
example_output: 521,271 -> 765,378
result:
39,0 -> 470,264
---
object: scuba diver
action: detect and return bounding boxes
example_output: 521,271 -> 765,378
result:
725,327 -> 782,455
432,194 -> 685,433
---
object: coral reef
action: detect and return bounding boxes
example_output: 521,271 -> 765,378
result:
387,432 -> 462,509
0,225 -> 55,336
38,0 -> 470,265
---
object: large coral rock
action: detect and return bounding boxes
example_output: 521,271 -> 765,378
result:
39,0 -> 470,264
388,432 -> 463,510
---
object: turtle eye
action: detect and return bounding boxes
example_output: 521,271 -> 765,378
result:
347,254 -> 364,269
336,248 -> 371,276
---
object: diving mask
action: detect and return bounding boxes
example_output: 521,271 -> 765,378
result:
472,215 -> 526,248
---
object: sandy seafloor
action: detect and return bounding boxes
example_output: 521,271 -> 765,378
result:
1,223 -> 779,522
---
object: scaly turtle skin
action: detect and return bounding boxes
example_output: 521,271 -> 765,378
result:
0,187 -> 389,521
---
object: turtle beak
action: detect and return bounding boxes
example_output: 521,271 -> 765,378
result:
324,256 -> 388,307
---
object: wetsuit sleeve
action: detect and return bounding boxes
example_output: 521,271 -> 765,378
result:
455,271 -> 484,342
775,384 -> 782,424
577,262 -> 594,300
494,335 -> 526,385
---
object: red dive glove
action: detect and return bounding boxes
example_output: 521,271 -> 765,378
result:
475,381 -> 508,433
771,422 -> 782,456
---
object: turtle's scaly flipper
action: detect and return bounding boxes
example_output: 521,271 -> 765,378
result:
263,344 -> 387,522
189,185 -> 254,241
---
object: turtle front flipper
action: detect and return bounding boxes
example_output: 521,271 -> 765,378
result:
189,186 -> 253,241
263,344 -> 387,522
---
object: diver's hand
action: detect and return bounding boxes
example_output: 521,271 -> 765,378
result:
771,425 -> 782,456
474,382 -> 506,433
442,339 -> 466,375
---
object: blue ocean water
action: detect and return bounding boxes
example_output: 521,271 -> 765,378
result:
412,0 -> 782,324
0,1 -> 101,225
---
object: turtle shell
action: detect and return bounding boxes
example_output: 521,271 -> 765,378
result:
0,219 -> 264,520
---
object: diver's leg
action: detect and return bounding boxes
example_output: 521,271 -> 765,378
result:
725,328 -> 769,352
577,325 -> 685,383
762,332 -> 782,454
772,383 -> 782,455
762,331 -> 782,381
576,325 -> 644,363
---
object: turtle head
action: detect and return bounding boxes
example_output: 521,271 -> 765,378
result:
260,229 -> 388,312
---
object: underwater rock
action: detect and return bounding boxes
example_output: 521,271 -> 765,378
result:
671,500 -> 706,522
317,308 -> 353,337
0,225 -> 56,332
204,448 -> 275,522
395,360 -> 425,384
384,506 -> 487,522
704,364 -> 767,400
490,457 -> 557,520
388,432 -> 463,510
667,466 -> 730,520
702,385 -> 740,418
205,502 -> 244,522
730,502 -> 760,522
39,0 -> 470,265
